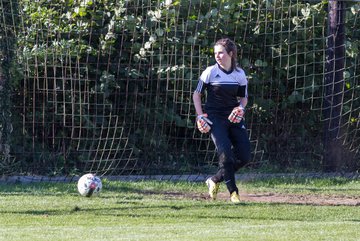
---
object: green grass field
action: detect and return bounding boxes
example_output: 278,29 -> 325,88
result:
0,177 -> 360,241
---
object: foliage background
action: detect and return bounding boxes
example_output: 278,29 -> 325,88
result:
0,0 -> 359,176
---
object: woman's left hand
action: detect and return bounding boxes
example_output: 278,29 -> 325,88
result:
228,106 -> 245,123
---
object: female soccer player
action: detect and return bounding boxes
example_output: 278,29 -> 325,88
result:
193,38 -> 251,203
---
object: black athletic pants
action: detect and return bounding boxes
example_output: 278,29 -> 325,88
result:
208,114 -> 251,194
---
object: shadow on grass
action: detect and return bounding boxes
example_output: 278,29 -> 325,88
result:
1,199 -> 358,223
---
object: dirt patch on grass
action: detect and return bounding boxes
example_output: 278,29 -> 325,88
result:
216,192 -> 360,206
162,191 -> 360,206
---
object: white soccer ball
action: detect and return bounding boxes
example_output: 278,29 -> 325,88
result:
77,173 -> 102,197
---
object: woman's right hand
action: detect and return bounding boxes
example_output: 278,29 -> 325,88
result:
196,114 -> 213,133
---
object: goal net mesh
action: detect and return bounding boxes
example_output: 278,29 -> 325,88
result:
0,0 -> 359,178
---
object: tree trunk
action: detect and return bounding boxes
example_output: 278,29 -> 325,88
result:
323,1 -> 346,171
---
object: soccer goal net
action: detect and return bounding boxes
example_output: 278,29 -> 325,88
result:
0,0 -> 359,178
